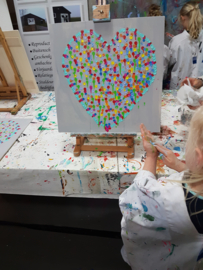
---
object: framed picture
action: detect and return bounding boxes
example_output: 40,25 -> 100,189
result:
51,3 -> 83,24
19,6 -> 49,34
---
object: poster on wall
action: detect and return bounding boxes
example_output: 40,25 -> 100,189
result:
13,0 -> 89,91
19,7 -> 48,32
52,5 -> 82,23
50,17 -> 164,133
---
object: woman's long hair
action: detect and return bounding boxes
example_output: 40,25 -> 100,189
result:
180,1 -> 203,39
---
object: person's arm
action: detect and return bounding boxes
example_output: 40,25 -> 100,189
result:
181,77 -> 203,89
155,144 -> 186,172
140,124 -> 158,176
143,155 -> 158,176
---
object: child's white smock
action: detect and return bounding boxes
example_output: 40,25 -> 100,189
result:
169,29 -> 203,90
163,45 -> 171,79
119,170 -> 203,270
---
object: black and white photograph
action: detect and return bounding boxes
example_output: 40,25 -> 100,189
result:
52,5 -> 81,23
19,7 -> 48,32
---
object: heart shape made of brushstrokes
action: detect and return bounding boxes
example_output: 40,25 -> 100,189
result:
0,120 -> 20,144
62,28 -> 157,132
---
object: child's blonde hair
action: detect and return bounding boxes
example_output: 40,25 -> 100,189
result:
187,105 -> 203,152
180,1 -> 203,39
148,4 -> 162,17
174,106 -> 203,216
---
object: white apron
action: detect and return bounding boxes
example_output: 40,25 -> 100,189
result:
119,170 -> 203,270
168,30 -> 203,90
163,45 -> 171,79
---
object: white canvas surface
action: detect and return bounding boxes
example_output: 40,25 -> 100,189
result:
0,118 -> 32,160
50,17 -> 164,133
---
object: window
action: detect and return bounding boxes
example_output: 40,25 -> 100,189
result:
27,18 -> 35,25
60,13 -> 69,22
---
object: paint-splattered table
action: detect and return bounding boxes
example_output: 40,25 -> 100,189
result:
0,91 -> 188,198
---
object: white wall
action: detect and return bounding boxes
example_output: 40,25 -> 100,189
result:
0,0 -> 13,30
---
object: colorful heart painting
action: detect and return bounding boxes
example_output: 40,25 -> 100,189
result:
0,120 -> 21,144
62,28 -> 157,132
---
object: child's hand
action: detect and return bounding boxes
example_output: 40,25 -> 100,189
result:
155,144 -> 186,172
140,123 -> 158,157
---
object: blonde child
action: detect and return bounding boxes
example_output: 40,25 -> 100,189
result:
169,2 -> 203,89
119,107 -> 203,269
148,4 -> 170,80
148,4 -> 162,17
181,76 -> 203,89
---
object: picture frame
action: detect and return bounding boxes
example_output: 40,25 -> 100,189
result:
18,5 -> 49,35
50,2 -> 83,24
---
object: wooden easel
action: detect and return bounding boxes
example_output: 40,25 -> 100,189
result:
0,28 -> 31,115
72,1 -> 134,159
73,134 -> 135,159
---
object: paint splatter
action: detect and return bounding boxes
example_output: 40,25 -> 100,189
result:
0,120 -> 21,144
81,156 -> 93,169
77,171 -> 83,192
152,191 -> 161,198
142,203 -> 148,212
174,120 -> 180,126
35,105 -> 56,122
173,146 -> 180,151
125,203 -> 138,211
164,244 -> 177,260
62,28 -> 157,132
156,227 -> 166,231
143,213 -> 154,221
38,125 -> 52,131
152,125 -> 176,136
156,158 -> 165,174
58,171 -> 65,196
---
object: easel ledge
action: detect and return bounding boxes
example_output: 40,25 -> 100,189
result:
71,133 -> 137,159
70,133 -> 137,137
0,28 -> 31,114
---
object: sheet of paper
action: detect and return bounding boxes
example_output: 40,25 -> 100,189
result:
0,118 -> 32,160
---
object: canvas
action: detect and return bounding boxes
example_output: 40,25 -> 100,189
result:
50,17 -> 164,133
0,118 -> 32,160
